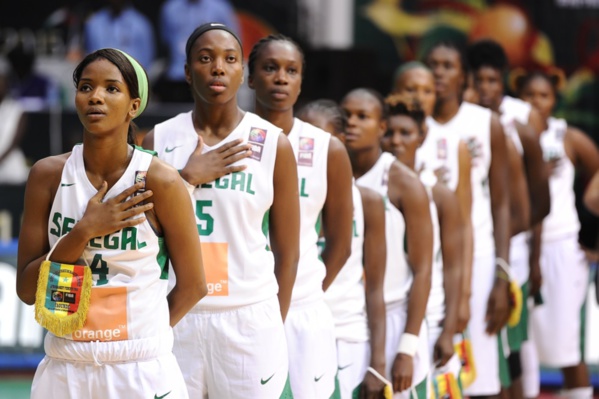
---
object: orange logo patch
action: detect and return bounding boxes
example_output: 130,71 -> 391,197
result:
72,286 -> 128,342
201,242 -> 229,296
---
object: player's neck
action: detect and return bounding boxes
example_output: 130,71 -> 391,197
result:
433,96 -> 461,124
350,146 -> 382,179
255,104 -> 294,134
192,102 -> 244,141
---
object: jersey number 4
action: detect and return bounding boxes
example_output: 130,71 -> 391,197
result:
195,200 -> 214,236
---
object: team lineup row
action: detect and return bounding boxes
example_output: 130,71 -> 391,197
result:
15,22 -> 599,399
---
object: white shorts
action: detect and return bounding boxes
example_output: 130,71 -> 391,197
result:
285,299 -> 337,399
32,330 -> 187,399
463,252 -> 501,396
529,235 -> 589,368
510,234 -> 530,286
385,301 -> 430,398
336,339 -> 370,399
520,337 -> 540,398
173,296 -> 289,399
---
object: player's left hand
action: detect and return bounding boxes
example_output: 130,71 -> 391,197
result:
359,368 -> 387,399
485,278 -> 510,335
433,331 -> 455,367
391,353 -> 413,393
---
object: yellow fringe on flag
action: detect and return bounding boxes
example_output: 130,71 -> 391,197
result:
34,260 -> 92,337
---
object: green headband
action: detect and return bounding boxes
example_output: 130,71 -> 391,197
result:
393,61 -> 431,82
114,49 -> 148,118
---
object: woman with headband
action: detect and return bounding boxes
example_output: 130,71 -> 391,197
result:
16,48 -> 207,398
143,23 -> 300,398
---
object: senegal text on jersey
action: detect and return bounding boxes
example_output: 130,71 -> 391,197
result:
49,212 -> 148,250
200,171 -> 256,195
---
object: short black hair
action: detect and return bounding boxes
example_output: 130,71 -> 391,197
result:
296,99 -> 346,135
342,88 -> 389,120
387,98 -> 426,135
425,40 -> 469,75
515,71 -> 559,97
248,34 -> 305,77
467,39 -> 508,72
185,22 -> 243,64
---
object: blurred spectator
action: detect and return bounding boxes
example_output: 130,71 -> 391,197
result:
154,0 -> 239,102
42,0 -> 91,61
84,0 -> 156,70
0,60 -> 29,184
6,42 -> 60,111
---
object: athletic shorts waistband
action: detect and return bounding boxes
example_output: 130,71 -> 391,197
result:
44,329 -> 174,364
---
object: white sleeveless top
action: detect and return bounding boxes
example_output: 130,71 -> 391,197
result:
357,152 -> 411,305
324,184 -> 368,342
48,145 -> 169,342
153,111 -> 280,309
428,102 -> 494,257
288,118 -> 330,304
416,116 -> 462,192
539,117 -> 580,242
421,170 -> 445,325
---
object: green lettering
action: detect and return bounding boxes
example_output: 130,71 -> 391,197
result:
103,233 -> 119,250
62,217 -> 75,235
50,212 -> 62,237
200,182 -> 212,188
195,200 -> 214,236
89,237 -> 102,248
231,172 -> 245,192
352,220 -> 359,237
300,178 -> 309,198
246,173 -> 256,195
90,254 -> 109,285
215,176 -> 229,189
121,227 -> 137,250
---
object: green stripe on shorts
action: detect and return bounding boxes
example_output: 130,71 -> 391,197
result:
498,333 -> 511,388
507,281 -> 529,351
279,374 -> 294,399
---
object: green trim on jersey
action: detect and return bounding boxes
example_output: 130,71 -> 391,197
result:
279,375 -> 294,398
156,237 -> 169,280
262,209 -> 271,251
134,144 -> 158,157
330,371 -> 341,399
315,212 -> 323,235
507,281 -> 529,351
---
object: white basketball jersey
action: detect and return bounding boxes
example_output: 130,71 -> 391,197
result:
539,117 -> 580,242
428,102 -> 494,257
48,145 -> 169,342
324,184 -> 368,342
416,116 -> 462,192
287,118 -> 330,303
420,170 -> 445,325
153,111 -> 280,309
356,152 -> 411,305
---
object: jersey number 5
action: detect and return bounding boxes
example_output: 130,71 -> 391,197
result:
196,200 -> 214,236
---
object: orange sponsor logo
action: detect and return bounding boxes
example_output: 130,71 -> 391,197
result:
72,286 -> 128,342
201,242 -> 229,296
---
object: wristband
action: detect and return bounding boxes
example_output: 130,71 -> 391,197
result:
495,257 -> 511,282
397,332 -> 419,357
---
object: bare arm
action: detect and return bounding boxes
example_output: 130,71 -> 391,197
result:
518,122 -> 550,225
527,107 -> 546,136
584,170 -> 599,216
142,128 -> 252,186
567,127 -> 599,181
269,133 -> 300,321
486,114 -> 511,334
506,135 -> 530,236
528,223 -> 543,298
359,186 -> 388,397
147,159 -> 207,326
455,140 -> 473,333
388,161 -> 432,392
321,136 -> 354,291
433,182 -> 463,365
